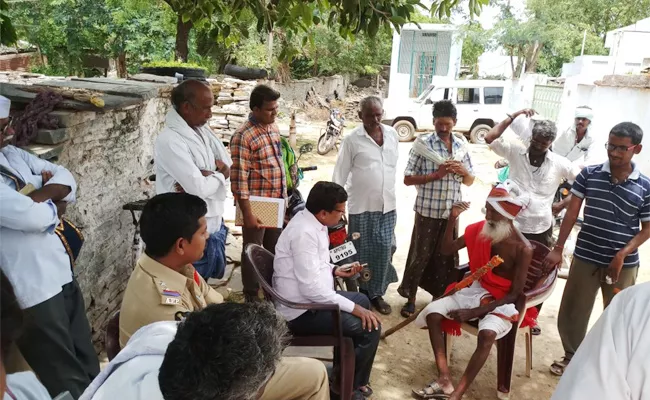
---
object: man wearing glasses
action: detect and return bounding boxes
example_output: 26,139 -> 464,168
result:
544,122 -> 650,377
273,181 -> 381,400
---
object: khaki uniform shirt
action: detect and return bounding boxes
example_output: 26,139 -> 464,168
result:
119,254 -> 223,347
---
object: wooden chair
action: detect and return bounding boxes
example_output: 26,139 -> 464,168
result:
105,311 -> 121,361
244,244 -> 355,400
445,241 -> 558,400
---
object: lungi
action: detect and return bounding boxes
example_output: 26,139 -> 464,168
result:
193,222 -> 228,280
415,281 -> 517,340
348,210 -> 398,298
398,213 -> 458,299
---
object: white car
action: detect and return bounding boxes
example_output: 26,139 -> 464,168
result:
383,80 -> 510,143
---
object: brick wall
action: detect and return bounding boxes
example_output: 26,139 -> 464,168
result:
0,53 -> 35,71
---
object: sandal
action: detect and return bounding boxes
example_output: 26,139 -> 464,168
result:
401,302 -> 416,318
371,297 -> 392,315
550,358 -> 570,376
359,385 -> 373,397
531,325 -> 542,336
412,382 -> 451,399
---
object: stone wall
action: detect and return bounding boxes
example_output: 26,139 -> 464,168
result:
55,98 -> 170,347
270,74 -> 350,103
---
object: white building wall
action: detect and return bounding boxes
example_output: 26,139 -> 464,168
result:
605,17 -> 650,75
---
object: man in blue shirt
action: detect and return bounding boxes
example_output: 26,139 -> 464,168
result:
544,122 -> 650,376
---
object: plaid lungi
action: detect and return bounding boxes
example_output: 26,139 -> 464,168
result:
348,211 -> 398,298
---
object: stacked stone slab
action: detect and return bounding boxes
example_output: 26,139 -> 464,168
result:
207,77 -> 258,141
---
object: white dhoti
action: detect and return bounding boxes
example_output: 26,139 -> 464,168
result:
414,282 -> 518,340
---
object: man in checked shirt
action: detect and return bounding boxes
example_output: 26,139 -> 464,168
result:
231,85 -> 287,302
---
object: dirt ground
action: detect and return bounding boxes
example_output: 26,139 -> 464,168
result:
286,123 -> 650,400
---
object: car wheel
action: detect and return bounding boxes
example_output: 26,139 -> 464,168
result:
393,120 -> 416,142
469,124 -> 492,144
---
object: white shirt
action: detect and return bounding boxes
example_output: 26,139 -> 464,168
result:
155,109 -> 232,234
551,282 -> 650,400
489,138 -> 579,234
332,124 -> 398,214
0,145 -> 76,309
273,210 -> 356,321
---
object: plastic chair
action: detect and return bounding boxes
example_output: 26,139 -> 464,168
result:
445,241 -> 558,399
244,243 -> 355,400
105,311 -> 121,361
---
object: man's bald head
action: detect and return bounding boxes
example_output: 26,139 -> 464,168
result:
171,80 -> 214,128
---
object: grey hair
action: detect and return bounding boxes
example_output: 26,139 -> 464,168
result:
170,79 -> 210,109
158,302 -> 289,400
359,96 -> 383,112
531,120 -> 557,142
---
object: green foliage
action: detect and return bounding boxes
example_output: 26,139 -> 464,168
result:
141,60 -> 204,69
0,0 -> 17,46
460,22 -> 488,75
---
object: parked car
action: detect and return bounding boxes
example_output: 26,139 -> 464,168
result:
383,79 -> 510,143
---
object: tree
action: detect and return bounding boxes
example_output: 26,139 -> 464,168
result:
0,0 -> 17,46
460,22 -> 488,76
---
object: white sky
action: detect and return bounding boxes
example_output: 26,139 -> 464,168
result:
420,0 -> 527,29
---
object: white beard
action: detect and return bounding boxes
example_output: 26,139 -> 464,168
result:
480,220 -> 513,243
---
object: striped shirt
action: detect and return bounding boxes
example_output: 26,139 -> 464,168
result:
404,133 -> 473,219
230,116 -> 287,200
571,161 -> 650,268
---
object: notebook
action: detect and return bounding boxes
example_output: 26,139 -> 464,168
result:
235,196 -> 286,229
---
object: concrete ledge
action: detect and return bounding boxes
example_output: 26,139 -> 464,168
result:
595,74 -> 650,88
22,143 -> 65,160
50,110 -> 97,127
35,128 -> 68,145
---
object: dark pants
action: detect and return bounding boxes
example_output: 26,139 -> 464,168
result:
523,227 -> 554,315
17,279 -> 99,399
288,291 -> 381,389
241,226 -> 282,299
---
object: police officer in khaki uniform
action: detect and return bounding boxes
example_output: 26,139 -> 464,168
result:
118,193 -> 330,400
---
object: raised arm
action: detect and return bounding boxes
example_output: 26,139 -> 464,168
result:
440,202 -> 469,255
485,109 -> 536,145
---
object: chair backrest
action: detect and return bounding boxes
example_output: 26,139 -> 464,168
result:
244,243 -> 286,303
524,240 -> 553,292
105,311 -> 121,361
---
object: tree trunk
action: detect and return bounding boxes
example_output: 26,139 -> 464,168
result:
175,15 -> 193,62
116,52 -> 127,78
524,41 -> 543,73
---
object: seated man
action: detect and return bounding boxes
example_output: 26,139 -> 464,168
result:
412,181 -> 534,400
274,181 -> 381,400
119,192 -> 329,400
81,302 -> 297,400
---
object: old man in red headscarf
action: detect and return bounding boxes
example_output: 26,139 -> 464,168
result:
412,180 -> 535,400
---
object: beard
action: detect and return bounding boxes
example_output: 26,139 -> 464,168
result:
480,220 -> 513,243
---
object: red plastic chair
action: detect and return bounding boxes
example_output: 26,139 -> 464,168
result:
445,241 -> 559,399
244,243 -> 355,400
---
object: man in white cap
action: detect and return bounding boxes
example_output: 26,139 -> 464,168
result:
0,95 -> 99,398
553,106 -> 600,169
412,180 -> 536,400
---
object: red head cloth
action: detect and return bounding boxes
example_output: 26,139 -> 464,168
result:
486,179 -> 530,220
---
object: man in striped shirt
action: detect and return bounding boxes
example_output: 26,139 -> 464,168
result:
545,122 -> 650,376
231,85 -> 287,302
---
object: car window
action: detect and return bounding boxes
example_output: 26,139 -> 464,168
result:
457,88 -> 480,104
484,87 -> 504,105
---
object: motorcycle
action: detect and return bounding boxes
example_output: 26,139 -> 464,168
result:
327,216 -> 371,292
316,108 -> 345,155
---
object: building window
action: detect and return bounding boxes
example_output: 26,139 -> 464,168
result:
484,87 -> 504,104
457,88 -> 480,104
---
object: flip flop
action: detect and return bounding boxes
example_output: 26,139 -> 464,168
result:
359,385 -> 373,397
401,302 -> 416,318
371,297 -> 392,315
412,382 -> 451,399
550,358 -> 570,376
531,325 -> 542,336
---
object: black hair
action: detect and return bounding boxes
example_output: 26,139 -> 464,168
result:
250,85 -> 280,110
306,181 -> 348,214
159,302 -> 288,400
432,100 -> 457,119
610,122 -> 644,145
1,271 -> 23,361
139,193 -> 208,258
171,80 -> 210,109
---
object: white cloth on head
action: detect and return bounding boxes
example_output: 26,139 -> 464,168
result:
551,282 -> 650,400
0,145 -> 77,309
0,95 -> 10,118
574,107 -> 593,121
332,124 -> 399,214
80,321 -> 177,400
486,179 -> 531,220
155,108 -> 232,233
414,281 -> 517,340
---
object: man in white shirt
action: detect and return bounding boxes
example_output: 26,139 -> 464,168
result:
154,80 -> 232,280
551,282 -> 650,400
274,181 -> 381,400
332,96 -> 399,315
0,96 -> 99,398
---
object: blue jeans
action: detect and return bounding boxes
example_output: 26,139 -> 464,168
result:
287,291 -> 381,388
193,222 -> 228,280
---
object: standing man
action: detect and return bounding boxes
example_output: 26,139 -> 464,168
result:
398,100 -> 474,318
0,95 -> 99,398
332,96 -> 399,314
230,85 -> 286,302
155,80 -> 232,281
544,122 -> 650,377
